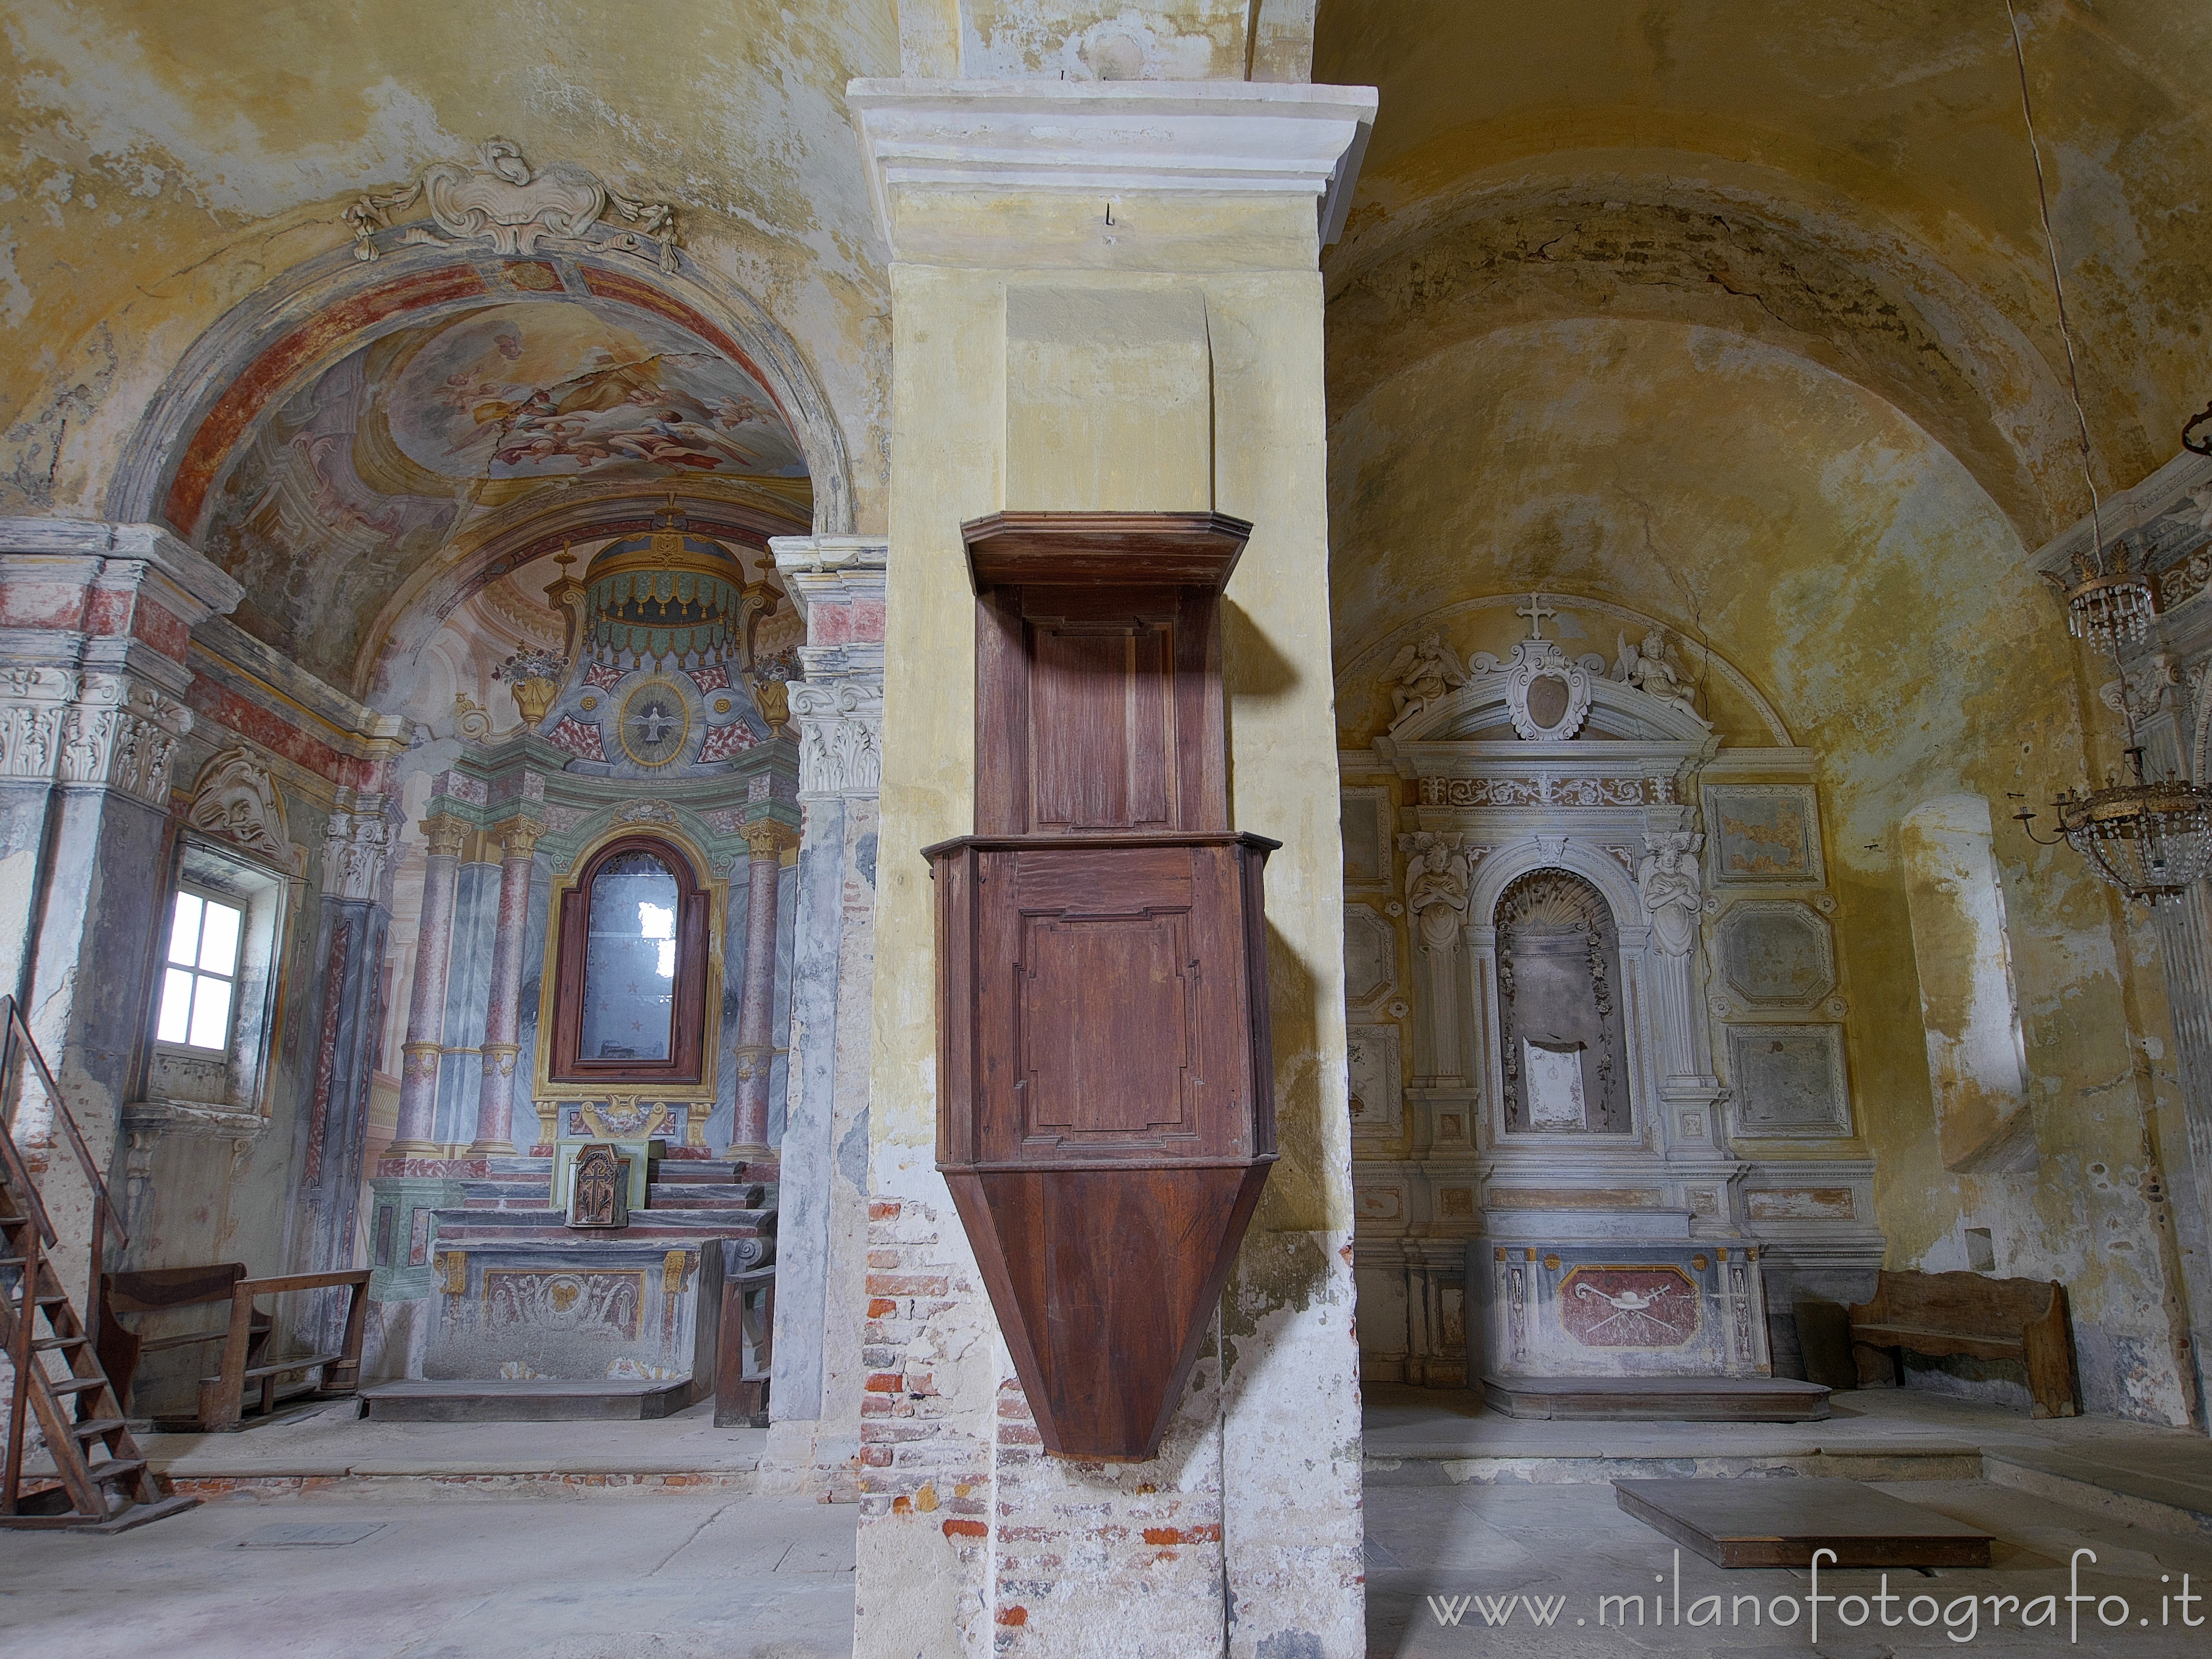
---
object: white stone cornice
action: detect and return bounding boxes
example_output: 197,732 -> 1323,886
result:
0,517 -> 245,622
845,78 -> 1377,257
770,535 -> 890,624
2032,447 -> 2212,576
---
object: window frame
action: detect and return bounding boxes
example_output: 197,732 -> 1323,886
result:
136,832 -> 296,1129
546,833 -> 713,1087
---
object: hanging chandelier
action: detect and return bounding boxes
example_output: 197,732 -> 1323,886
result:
2044,540 -> 2155,650
2002,0 -> 2212,903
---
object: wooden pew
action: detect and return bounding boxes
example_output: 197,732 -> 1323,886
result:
1847,1269 -> 2081,1419
715,1247 -> 775,1429
98,1264 -> 372,1431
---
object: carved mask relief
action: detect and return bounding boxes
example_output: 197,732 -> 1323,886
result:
1495,869 -> 1630,1134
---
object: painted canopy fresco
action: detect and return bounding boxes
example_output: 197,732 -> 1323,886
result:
200,298 -> 807,685
390,302 -> 805,481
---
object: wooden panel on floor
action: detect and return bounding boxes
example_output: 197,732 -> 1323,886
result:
1615,1477 -> 1994,1568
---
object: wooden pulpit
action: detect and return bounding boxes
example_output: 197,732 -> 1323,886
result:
927,511 -> 1277,1461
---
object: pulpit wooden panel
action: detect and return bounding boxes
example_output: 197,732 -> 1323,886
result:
931,511 -> 1277,1461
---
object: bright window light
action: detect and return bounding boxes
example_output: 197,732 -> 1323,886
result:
155,889 -> 244,1054
639,900 -> 676,978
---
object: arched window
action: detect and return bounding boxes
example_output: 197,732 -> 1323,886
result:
549,835 -> 711,1086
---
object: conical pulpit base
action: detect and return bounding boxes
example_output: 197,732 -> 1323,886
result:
945,1161 -> 1273,1462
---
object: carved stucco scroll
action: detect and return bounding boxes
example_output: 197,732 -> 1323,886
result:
346,140 -> 679,273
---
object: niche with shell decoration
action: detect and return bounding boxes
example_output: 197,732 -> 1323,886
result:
1494,869 -> 1630,1135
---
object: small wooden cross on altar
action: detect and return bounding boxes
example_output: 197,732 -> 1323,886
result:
1517,592 -> 1557,640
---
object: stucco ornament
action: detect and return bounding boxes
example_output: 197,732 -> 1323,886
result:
1638,831 -> 1705,957
1397,830 -> 1476,950
188,744 -> 290,862
346,140 -> 679,273
1613,628 -> 1697,708
1382,632 -> 1467,727
1472,640 -> 1598,741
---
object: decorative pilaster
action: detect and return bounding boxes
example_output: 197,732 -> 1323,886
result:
0,521 -> 240,1293
731,816 -> 798,1158
386,812 -> 469,1162
762,535 -> 886,1478
468,817 -> 541,1157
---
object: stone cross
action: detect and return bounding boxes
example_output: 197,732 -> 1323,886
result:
1517,592 -> 1557,640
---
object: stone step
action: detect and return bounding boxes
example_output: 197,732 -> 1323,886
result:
647,1182 -> 766,1208
362,1379 -> 695,1422
429,1208 -> 772,1242
1481,1375 -> 1832,1423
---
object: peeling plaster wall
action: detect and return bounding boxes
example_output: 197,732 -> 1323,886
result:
0,0 -> 900,531
1330,314 -> 2199,1423
1317,0 -> 2212,531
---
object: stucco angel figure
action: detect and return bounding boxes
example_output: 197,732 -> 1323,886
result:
1382,633 -> 1468,726
1397,830 -> 1475,952
1637,832 -> 1703,958
1614,629 -> 1696,708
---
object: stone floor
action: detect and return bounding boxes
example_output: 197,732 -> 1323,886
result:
0,1491 -> 858,1659
13,1386 -> 2212,1655
1364,1384 -> 2212,1656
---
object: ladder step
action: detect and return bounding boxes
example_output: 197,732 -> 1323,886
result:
85,1457 -> 146,1484
31,1334 -> 89,1351
46,1377 -> 106,1396
68,1418 -> 124,1441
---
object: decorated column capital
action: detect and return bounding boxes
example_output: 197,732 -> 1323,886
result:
741,817 -> 801,859
497,816 -> 545,859
419,812 -> 470,859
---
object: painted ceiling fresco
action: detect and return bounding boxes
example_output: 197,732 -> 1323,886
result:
202,298 -> 809,685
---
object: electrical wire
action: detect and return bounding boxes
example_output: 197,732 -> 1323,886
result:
2004,0 -> 2108,572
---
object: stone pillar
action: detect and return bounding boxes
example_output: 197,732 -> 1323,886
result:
294,788 -> 401,1279
847,72 -> 1376,1659
468,817 -> 541,1158
0,519 -> 241,1305
731,816 -> 797,1159
761,534 -> 887,1485
387,811 -> 467,1162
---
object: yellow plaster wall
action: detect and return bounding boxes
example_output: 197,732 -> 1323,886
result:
1331,314 -> 2198,1420
1317,0 -> 2212,527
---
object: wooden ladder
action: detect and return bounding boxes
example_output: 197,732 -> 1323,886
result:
0,995 -> 195,1532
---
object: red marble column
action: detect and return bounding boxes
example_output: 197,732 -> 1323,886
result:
468,817 -> 541,1157
730,818 -> 795,1157
387,813 -> 468,1159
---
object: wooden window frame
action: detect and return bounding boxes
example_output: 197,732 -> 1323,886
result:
547,833 -> 712,1087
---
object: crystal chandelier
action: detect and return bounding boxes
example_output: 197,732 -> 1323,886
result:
2004,0 -> 2212,903
2044,540 -> 2154,651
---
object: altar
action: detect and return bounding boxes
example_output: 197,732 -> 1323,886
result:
1341,596 -> 1884,1413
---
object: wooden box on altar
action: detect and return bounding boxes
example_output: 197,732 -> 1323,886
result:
927,511 -> 1277,1461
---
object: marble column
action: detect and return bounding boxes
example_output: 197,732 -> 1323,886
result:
761,534 -> 886,1484
387,812 -> 468,1160
731,817 -> 796,1158
468,817 -> 541,1158
295,790 -> 400,1277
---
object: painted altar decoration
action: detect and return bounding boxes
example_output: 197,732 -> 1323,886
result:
1559,1266 -> 1699,1348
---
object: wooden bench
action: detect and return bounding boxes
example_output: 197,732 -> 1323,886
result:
96,1264 -> 372,1431
1847,1269 -> 2081,1419
715,1245 -> 775,1429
